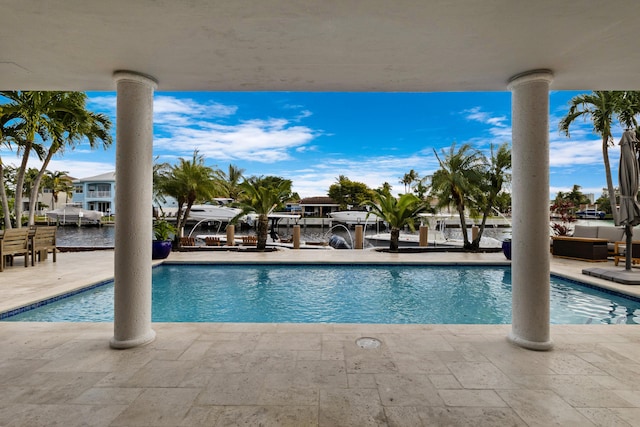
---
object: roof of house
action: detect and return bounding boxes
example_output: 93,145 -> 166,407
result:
300,196 -> 338,206
74,171 -> 116,182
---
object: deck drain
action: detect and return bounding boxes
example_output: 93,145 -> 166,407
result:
356,337 -> 381,349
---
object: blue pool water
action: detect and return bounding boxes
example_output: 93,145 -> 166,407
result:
5,264 -> 640,324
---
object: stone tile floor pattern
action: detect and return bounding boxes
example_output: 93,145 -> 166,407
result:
2,249 -> 640,426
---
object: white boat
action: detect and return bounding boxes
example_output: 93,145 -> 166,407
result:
328,210 -> 382,225
188,201 -> 246,222
365,231 -> 505,249
46,206 -> 103,225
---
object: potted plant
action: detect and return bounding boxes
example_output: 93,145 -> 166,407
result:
152,218 -> 176,259
502,237 -> 511,260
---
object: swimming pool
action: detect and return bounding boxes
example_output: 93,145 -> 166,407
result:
4,264 -> 640,324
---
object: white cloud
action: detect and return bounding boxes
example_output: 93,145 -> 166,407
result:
86,95 -> 116,114
460,107 -> 511,148
154,96 -> 237,126
548,138 -> 615,167
296,145 -> 318,153
463,106 -> 508,128
46,160 -> 115,180
155,118 -> 317,163
294,110 -> 313,121
0,154 -> 115,181
286,154 -> 440,197
87,94 -> 237,126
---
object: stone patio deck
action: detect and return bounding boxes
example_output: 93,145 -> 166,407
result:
2,249 -> 640,426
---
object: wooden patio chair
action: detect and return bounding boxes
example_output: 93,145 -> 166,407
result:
614,240 -> 640,266
0,228 -> 30,272
31,226 -> 57,266
179,236 -> 195,247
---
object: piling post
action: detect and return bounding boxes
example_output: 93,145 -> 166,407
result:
293,225 -> 301,249
419,225 -> 429,247
355,225 -> 363,249
226,224 -> 235,246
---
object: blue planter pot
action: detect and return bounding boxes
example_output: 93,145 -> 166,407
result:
502,239 -> 512,260
152,240 -> 172,259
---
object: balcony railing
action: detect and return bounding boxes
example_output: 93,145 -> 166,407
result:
86,191 -> 112,198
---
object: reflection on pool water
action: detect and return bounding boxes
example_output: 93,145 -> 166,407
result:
5,265 -> 640,324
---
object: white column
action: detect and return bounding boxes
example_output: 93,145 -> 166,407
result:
507,70 -> 554,351
110,71 -> 157,349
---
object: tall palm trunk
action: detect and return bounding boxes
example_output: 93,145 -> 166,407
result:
27,149 -> 55,225
390,227 -> 400,252
456,200 -> 470,247
0,160 -> 11,228
602,136 -> 619,224
13,139 -> 34,228
471,210 -> 490,250
257,214 -> 269,250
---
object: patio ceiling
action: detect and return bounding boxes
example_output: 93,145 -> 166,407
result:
1,0 -> 639,92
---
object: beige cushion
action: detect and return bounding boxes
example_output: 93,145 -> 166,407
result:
572,225 -> 598,238
596,226 -> 625,242
632,226 -> 640,241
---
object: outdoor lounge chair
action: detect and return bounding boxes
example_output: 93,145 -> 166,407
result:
613,227 -> 640,266
179,237 -> 195,247
0,228 -> 30,271
30,226 -> 57,265
204,236 -> 221,246
614,241 -> 640,266
242,235 -> 258,245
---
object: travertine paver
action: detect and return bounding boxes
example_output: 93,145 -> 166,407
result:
1,250 -> 640,425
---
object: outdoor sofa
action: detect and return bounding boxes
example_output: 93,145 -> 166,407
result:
551,224 -> 625,261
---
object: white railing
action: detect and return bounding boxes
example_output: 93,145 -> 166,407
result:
86,191 -> 112,198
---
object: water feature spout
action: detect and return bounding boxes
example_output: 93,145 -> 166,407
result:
324,223 -> 354,249
188,219 -> 223,238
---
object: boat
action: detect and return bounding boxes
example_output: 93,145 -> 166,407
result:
365,216 -> 509,249
364,232 -> 504,249
193,213 -> 302,245
328,209 -> 382,225
46,206 -> 103,225
576,209 -> 606,220
188,199 -> 247,223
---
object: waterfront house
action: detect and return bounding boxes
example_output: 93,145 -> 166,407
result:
72,171 -> 116,216
299,196 -> 339,218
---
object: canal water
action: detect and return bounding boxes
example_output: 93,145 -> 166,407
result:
53,219 -> 606,248
54,223 -> 359,248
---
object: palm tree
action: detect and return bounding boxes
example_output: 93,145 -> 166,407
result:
400,169 -> 419,194
23,168 -> 40,217
376,182 -> 393,197
0,91 -> 112,226
365,192 -> 428,252
152,157 -> 170,217
431,143 -> 485,249
154,150 -> 220,240
0,159 -> 11,228
27,94 -> 111,225
0,115 -> 15,227
232,177 -> 292,250
470,143 -> 511,249
0,114 -> 41,228
43,170 -> 74,210
559,91 -> 640,224
219,164 -> 245,200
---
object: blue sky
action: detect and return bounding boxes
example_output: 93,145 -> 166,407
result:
2,90 -> 626,200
